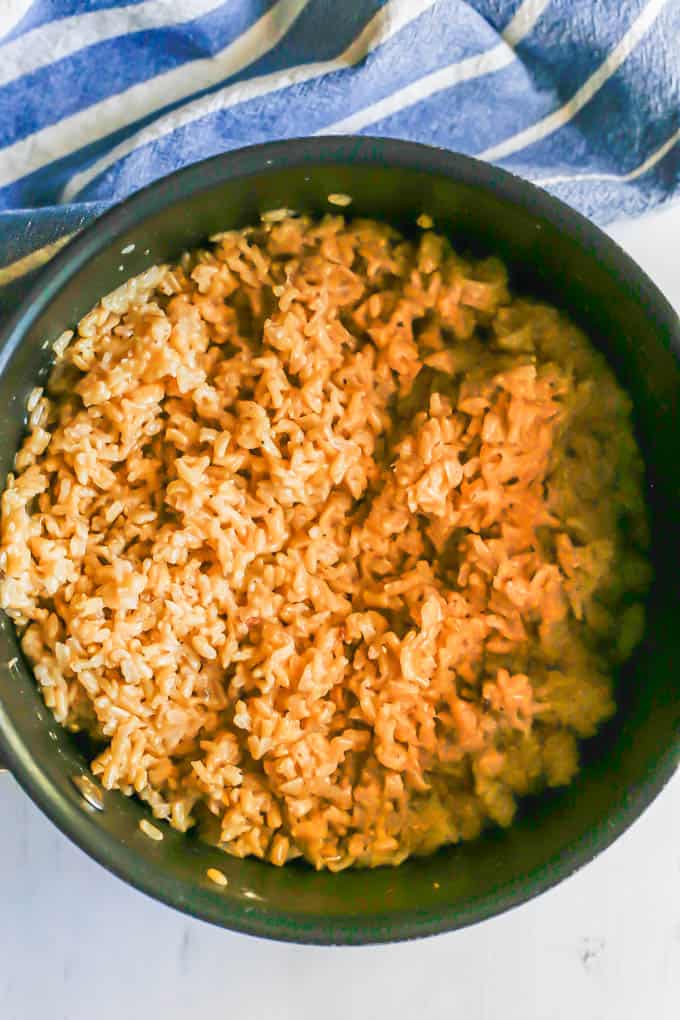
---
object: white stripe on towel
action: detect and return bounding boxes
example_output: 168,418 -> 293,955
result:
480,0 -> 670,161
316,0 -> 550,135
63,0 -> 438,201
533,127 -> 680,186
0,0 -> 310,189
0,0 -> 34,43
0,0 -> 231,89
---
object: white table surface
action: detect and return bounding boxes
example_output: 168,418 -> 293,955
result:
2,203 -> 679,1020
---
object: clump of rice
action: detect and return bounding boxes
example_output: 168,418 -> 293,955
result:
0,215 -> 650,870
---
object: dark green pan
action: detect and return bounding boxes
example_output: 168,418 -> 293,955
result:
0,138 -> 678,944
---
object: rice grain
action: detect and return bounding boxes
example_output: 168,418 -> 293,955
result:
206,867 -> 228,887
139,819 -> 164,842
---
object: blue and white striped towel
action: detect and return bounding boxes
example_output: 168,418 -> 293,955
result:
0,0 -> 678,303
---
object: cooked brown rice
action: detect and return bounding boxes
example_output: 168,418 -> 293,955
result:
0,215 -> 650,870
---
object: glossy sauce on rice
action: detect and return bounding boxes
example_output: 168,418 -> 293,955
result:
0,215 -> 650,869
